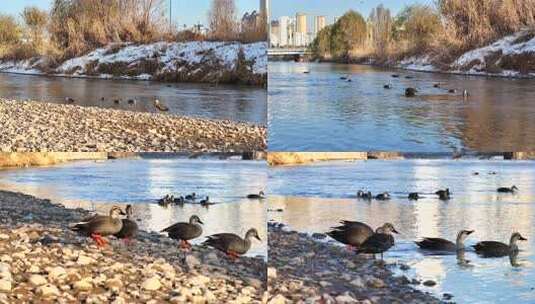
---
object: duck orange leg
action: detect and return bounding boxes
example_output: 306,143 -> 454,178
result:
226,251 -> 240,261
179,240 -> 191,251
91,233 -> 107,247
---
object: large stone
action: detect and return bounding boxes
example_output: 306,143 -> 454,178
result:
37,284 -> 60,297
73,277 -> 93,291
141,276 -> 161,291
47,266 -> 67,281
268,294 -> 288,304
28,274 -> 48,286
0,280 -> 11,292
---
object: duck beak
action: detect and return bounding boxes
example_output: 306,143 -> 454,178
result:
392,228 -> 399,234
198,220 -> 204,225
255,235 -> 262,241
466,230 -> 474,235
519,236 -> 527,241
120,210 -> 127,215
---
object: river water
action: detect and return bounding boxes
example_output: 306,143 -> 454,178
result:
268,61 -> 535,152
0,156 -> 267,257
0,73 -> 266,125
269,159 -> 535,303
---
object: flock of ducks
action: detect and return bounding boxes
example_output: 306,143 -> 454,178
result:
327,221 -> 528,260
64,97 -> 169,111
356,185 -> 518,201
70,205 -> 261,259
157,191 -> 265,207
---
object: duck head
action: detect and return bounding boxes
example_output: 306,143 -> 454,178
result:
189,215 -> 204,225
512,185 -> 519,191
109,206 -> 126,218
125,204 -> 133,217
510,232 -> 527,246
259,191 -> 265,196
377,223 -> 399,234
456,229 -> 474,245
245,228 -> 262,241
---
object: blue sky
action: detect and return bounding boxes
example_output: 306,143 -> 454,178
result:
271,0 -> 433,23
1,0 -> 260,27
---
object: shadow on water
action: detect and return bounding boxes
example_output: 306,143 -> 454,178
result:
0,157 -> 267,257
268,159 -> 535,303
0,73 -> 267,124
268,61 -> 535,152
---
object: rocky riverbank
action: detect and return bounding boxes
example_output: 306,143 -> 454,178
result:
267,223 -> 444,304
0,99 -> 266,152
0,190 -> 266,303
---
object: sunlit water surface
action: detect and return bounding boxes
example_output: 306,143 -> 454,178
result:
268,61 -> 535,151
269,159 -> 535,303
0,73 -> 266,124
0,157 -> 267,257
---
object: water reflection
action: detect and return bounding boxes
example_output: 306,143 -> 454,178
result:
0,157 -> 267,256
268,61 -> 535,151
268,159 -> 535,303
0,73 -> 266,124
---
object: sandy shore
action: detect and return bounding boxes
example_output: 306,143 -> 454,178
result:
0,190 -> 266,303
0,99 -> 266,152
267,223 -> 444,304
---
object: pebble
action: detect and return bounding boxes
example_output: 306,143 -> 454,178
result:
28,274 -> 47,286
141,276 -> 161,291
0,279 -> 11,292
37,284 -> 60,297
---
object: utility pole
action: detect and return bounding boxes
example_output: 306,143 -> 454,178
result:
169,0 -> 172,30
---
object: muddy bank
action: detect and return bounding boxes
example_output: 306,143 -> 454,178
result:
0,99 -> 266,152
267,223 -> 444,304
0,190 -> 266,303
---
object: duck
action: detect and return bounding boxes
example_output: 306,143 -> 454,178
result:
303,71 -> 310,74
383,84 -> 392,89
154,99 -> 169,111
497,185 -> 518,193
391,74 -> 400,78
340,76 -> 347,80
113,98 -> 121,104
415,230 -> 474,252
161,215 -> 204,249
405,75 -> 414,79
114,204 -> 139,244
435,188 -> 451,200
473,232 -> 527,257
327,221 -> 387,251
463,89 -> 469,99
158,194 -> 174,206
203,228 -> 261,260
185,192 -> 196,201
448,89 -> 457,94
408,192 -> 420,200
70,206 -> 125,247
65,97 -> 75,104
200,196 -> 215,207
405,87 -> 417,97
173,196 -> 185,206
246,191 -> 265,199
357,190 -> 373,200
433,83 -> 441,88
356,223 -> 399,259
127,98 -> 137,105
375,192 -> 391,201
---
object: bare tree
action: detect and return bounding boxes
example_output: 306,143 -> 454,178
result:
208,0 -> 238,41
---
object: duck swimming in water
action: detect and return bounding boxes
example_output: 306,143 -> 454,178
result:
247,191 -> 265,199
185,193 -> 196,201
405,87 -> 417,97
497,185 -> 518,193
435,188 -> 451,200
415,230 -> 474,252
154,99 -> 169,112
408,192 -> 420,200
473,232 -> 527,257
375,192 -> 391,201
357,223 -> 399,260
357,190 -> 373,200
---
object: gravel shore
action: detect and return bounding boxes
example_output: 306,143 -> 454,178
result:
0,190 -> 266,303
0,99 -> 266,152
267,223 -> 444,304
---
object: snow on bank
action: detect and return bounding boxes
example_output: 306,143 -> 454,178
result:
397,30 -> 535,78
0,41 -> 267,83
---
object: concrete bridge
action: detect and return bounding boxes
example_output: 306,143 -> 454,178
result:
268,48 -> 312,61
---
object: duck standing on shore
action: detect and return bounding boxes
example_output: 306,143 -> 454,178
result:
356,223 -> 399,260
160,215 -> 204,249
154,99 -> 169,112
114,204 -> 139,244
415,230 -> 474,252
203,228 -> 261,260
497,185 -> 518,193
70,206 -> 125,247
473,232 -> 527,257
328,221 -> 393,251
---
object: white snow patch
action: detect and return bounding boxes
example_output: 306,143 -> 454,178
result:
398,55 -> 436,72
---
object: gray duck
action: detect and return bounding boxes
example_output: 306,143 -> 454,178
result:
203,228 -> 261,260
497,185 -> 518,193
328,222 -> 396,251
160,215 -> 204,249
71,205 -> 125,247
114,204 -> 139,244
356,223 -> 398,259
473,232 -> 527,257
415,230 -> 474,252
247,191 -> 265,199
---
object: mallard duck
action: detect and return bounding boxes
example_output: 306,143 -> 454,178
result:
415,230 -> 474,252
114,204 -> 138,244
375,192 -> 391,201
408,192 -> 420,200
160,215 -> 204,249
328,221 -> 392,251
473,232 -> 527,257
435,188 -> 450,200
154,99 -> 169,111
247,191 -> 265,199
497,185 -> 518,193
71,206 -> 125,247
356,223 -> 399,259
203,228 -> 261,260
405,88 -> 417,97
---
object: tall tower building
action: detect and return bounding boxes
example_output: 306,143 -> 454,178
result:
314,16 -> 326,34
296,13 -> 307,34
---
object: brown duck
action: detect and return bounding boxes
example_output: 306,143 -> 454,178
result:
71,206 -> 125,247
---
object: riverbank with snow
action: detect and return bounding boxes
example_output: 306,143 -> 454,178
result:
0,41 -> 267,86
